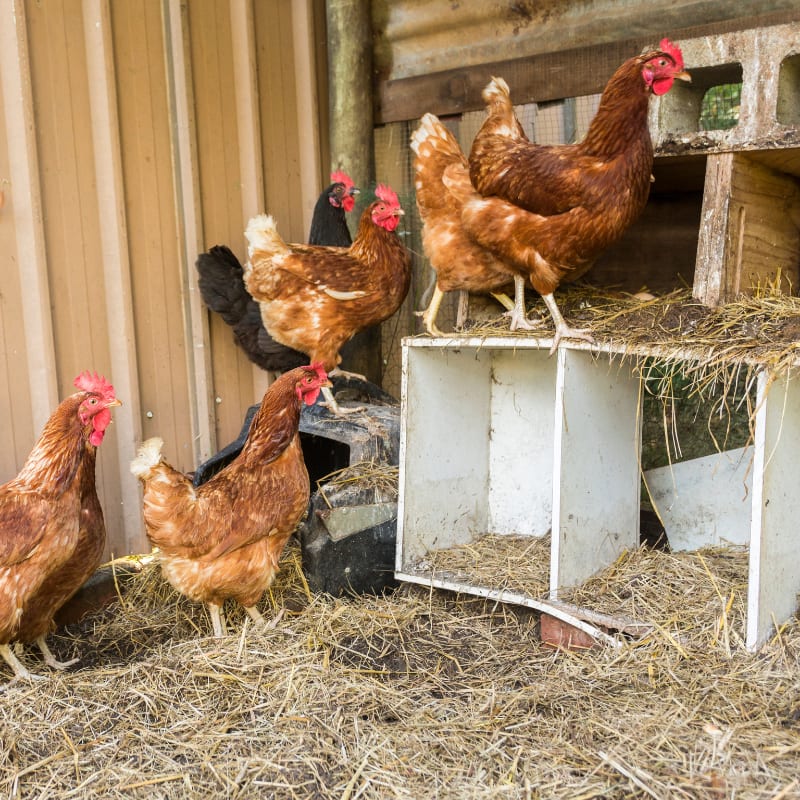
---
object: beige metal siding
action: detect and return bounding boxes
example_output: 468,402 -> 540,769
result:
0,0 -> 327,557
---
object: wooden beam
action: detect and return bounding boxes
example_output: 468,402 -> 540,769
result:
82,0 -> 147,554
0,0 -> 58,429
375,12 -> 800,124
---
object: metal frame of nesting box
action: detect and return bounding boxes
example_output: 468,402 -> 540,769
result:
395,336 -> 800,651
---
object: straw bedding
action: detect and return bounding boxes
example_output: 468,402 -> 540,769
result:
2,287 -> 799,798
1,540 -> 798,799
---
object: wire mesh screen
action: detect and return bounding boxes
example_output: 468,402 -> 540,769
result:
375,93 -> 600,398
699,83 -> 742,131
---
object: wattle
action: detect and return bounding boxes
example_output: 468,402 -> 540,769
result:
303,386 -> 322,406
651,76 -> 675,96
381,215 -> 400,232
90,407 -> 112,446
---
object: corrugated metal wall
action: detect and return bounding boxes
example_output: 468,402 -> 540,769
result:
0,0 -> 327,557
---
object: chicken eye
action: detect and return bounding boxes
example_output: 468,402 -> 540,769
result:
89,398 -> 98,405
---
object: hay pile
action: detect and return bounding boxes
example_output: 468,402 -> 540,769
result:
2,542 -> 798,799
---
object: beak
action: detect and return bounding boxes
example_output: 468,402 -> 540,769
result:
394,208 -> 405,216
107,399 -> 123,408
323,379 -> 333,389
349,187 -> 360,196
675,70 -> 691,83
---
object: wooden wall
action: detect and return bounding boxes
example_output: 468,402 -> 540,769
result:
0,0 -> 327,557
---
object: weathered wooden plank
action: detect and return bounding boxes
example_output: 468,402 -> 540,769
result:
695,152 -> 800,305
728,154 -> 800,297
375,11 -> 800,124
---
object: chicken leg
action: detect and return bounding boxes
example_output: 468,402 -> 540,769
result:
1,643 -> 46,682
506,275 -> 544,332
208,602 -> 228,638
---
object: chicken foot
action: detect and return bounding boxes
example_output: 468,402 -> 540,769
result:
418,285 -> 517,337
542,292 -> 595,354
505,275 -> 544,332
416,285 -> 446,336
1,643 -> 47,682
245,606 -> 285,630
36,636 -> 79,669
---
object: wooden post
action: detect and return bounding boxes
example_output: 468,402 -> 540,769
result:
326,0 -> 381,384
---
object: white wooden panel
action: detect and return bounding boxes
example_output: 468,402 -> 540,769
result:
645,446 -> 752,551
747,369 -> 800,650
487,349 -> 556,537
551,349 -> 641,595
397,341 -> 492,568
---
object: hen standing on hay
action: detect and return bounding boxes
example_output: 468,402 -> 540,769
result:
130,365 -> 330,638
447,40 -> 690,350
1,372 -> 121,681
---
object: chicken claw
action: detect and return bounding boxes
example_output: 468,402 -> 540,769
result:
319,386 -> 365,416
245,606 -> 285,630
36,637 -> 79,670
543,293 -> 595,354
415,285 -> 446,336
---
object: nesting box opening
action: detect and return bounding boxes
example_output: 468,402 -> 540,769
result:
590,156 -> 706,295
659,63 -> 744,136
777,53 -> 800,126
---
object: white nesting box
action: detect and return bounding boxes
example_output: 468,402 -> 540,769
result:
396,336 -> 800,651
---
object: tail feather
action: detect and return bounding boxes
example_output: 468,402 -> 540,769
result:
482,76 -> 511,108
411,113 -> 470,218
130,437 -> 164,480
245,214 -> 286,261
478,76 -> 527,141
196,245 -> 250,327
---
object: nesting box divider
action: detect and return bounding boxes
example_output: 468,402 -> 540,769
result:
551,348 -> 642,597
397,337 -> 800,651
747,367 -> 800,650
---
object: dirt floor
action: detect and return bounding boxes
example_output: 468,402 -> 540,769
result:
1,542 -> 798,800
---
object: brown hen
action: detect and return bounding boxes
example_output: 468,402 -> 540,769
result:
463,40 -> 691,349
130,364 -> 330,638
1,372 -> 120,681
242,186 -> 411,414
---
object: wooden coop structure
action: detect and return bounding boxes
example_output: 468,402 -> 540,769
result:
395,20 -> 800,651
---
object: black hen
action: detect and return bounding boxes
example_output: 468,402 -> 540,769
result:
197,173 -> 359,372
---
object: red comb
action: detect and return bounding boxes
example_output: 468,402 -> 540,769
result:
330,170 -> 354,190
658,39 -> 684,70
307,361 -> 328,381
375,184 -> 399,207
74,371 -> 116,403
